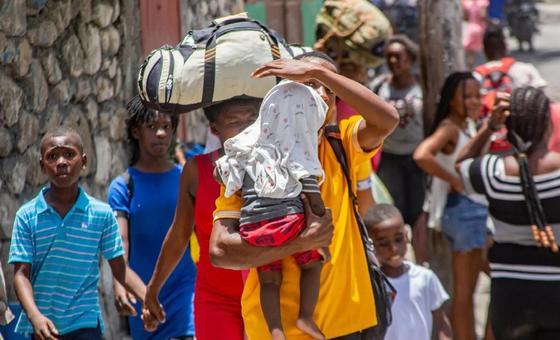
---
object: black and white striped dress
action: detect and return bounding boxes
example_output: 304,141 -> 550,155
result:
459,154 -> 560,281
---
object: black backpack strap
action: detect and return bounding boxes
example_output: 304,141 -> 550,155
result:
324,125 -> 372,240
324,125 -> 357,204
115,169 -> 134,219
325,124 -> 397,337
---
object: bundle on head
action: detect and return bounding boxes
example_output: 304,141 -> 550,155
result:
506,86 -> 557,252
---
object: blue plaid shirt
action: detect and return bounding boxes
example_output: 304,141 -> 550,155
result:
9,187 -> 124,335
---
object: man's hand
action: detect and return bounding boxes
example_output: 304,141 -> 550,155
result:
142,284 -> 166,332
29,313 -> 58,340
251,59 -> 323,83
113,282 -> 137,316
299,194 -> 334,252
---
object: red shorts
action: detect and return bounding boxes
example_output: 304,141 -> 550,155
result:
240,213 -> 321,272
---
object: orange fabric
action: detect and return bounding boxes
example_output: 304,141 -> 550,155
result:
214,116 -> 380,339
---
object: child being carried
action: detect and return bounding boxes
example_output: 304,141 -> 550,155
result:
215,80 -> 330,340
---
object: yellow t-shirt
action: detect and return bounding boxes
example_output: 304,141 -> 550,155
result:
214,116 -> 379,339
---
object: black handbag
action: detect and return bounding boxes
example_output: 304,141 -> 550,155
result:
325,125 -> 396,339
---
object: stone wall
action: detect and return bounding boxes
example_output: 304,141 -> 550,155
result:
0,0 -> 141,338
0,0 -> 245,338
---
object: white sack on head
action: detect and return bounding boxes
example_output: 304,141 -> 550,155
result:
216,81 -> 327,198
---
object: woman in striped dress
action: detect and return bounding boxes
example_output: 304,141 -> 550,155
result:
456,87 -> 560,340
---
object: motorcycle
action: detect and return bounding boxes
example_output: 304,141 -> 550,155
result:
505,0 -> 539,52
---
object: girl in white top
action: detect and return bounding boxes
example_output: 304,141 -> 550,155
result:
414,72 -> 489,340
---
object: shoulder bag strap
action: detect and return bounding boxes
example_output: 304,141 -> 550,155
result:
324,125 -> 370,241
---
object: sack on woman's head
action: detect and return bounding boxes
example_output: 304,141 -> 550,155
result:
138,13 -> 298,114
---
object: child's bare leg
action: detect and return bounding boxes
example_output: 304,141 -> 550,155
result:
303,191 -> 331,262
316,247 -> 331,262
258,270 -> 285,340
303,190 -> 325,217
296,261 -> 325,340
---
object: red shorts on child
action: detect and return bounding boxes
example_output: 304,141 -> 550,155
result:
239,213 -> 322,272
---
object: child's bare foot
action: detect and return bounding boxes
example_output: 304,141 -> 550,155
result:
318,247 -> 331,262
270,328 -> 286,340
296,317 -> 325,340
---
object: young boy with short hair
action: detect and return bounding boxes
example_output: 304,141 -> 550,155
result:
364,204 -> 452,340
9,127 -> 146,339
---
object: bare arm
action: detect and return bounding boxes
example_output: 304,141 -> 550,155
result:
14,263 -> 58,339
432,308 -> 452,340
309,66 -> 399,150
357,188 -> 375,217
108,256 -> 146,301
252,59 -> 399,151
455,123 -> 494,165
210,195 -> 334,270
413,123 -> 464,192
117,216 -> 130,261
112,216 -> 139,316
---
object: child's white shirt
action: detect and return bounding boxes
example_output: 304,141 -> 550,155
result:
216,80 -> 327,198
385,261 -> 449,340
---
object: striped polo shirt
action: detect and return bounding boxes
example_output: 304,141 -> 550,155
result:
8,187 -> 124,335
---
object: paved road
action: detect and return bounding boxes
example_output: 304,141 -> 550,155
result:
508,3 -> 560,101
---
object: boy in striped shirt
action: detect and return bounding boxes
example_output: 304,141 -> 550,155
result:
9,127 -> 146,340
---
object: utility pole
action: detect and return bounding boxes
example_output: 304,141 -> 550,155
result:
417,0 -> 465,295
418,0 -> 466,131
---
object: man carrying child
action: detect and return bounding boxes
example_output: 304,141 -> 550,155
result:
206,55 -> 399,339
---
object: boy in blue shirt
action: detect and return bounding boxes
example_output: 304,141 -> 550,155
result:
9,127 -> 146,340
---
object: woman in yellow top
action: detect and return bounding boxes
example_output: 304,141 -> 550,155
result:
210,52 -> 399,340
